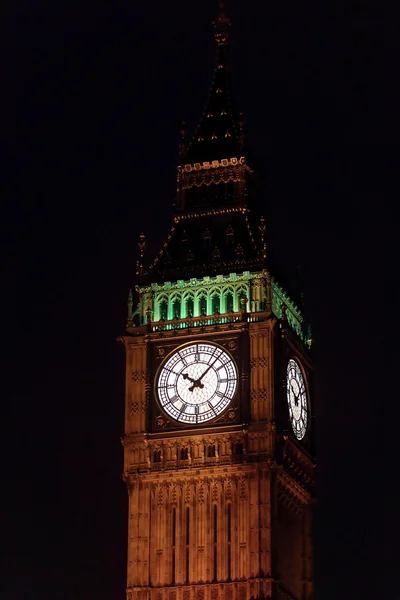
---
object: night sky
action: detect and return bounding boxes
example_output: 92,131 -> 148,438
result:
4,1 -> 394,598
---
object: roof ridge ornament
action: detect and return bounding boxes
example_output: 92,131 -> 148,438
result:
136,232 -> 146,277
213,0 -> 230,46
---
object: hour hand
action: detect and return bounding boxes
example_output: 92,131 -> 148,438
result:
182,373 -> 196,384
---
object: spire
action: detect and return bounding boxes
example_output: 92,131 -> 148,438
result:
141,4 -> 263,285
213,0 -> 230,46
181,1 -> 243,165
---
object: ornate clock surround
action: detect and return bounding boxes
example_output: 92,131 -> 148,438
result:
149,332 -> 247,432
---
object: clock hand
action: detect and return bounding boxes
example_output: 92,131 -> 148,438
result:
197,356 -> 220,382
290,382 -> 299,406
188,382 -> 204,392
182,373 -> 197,384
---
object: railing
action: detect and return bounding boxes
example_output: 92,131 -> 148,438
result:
149,310 -> 271,332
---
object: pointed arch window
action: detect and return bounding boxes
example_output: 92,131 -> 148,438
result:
226,225 -> 234,244
186,297 -> 194,318
203,228 -> 212,248
226,291 -> 234,313
159,299 -> 168,320
234,442 -> 243,455
212,295 -> 220,315
173,298 -> 181,319
200,296 -> 207,316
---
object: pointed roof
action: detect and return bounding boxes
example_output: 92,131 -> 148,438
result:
139,2 -> 266,286
182,1 -> 244,166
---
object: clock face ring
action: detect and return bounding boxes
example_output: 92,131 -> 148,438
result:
156,341 -> 238,424
286,358 -> 309,441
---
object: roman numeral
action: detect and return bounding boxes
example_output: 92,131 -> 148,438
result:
208,402 -> 217,415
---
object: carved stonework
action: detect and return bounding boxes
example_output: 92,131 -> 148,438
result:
131,371 -> 146,383
170,484 -> 177,505
212,482 -> 218,502
251,388 -> 268,402
227,339 -> 237,351
198,484 -> 205,504
250,356 -> 268,369
156,415 -> 168,428
185,484 -> 191,505
239,478 -> 247,501
225,479 -> 232,500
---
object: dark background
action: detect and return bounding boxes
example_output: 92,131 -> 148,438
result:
3,0 -> 394,598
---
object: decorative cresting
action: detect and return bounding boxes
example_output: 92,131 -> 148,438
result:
178,157 -> 252,191
127,270 -> 307,345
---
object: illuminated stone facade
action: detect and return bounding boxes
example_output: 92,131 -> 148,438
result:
120,6 -> 315,600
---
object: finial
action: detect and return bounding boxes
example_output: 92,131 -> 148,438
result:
281,303 -> 288,337
258,216 -> 267,259
136,232 -> 146,277
127,289 -> 133,327
238,112 -> 245,148
213,0 -> 230,46
178,120 -> 186,157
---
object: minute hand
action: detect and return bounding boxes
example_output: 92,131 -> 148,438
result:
198,357 -> 220,382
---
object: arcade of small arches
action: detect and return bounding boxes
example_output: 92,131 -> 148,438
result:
153,283 -> 258,321
131,272 -> 308,344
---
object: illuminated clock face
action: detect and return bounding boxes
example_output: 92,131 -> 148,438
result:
156,342 -> 238,424
286,358 -> 309,441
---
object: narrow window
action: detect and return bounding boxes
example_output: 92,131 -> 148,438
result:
226,292 -> 234,313
171,507 -> 176,584
235,442 -> 243,456
173,298 -> 181,319
153,450 -> 161,463
200,296 -> 207,316
186,297 -> 194,318
185,506 -> 190,583
227,503 -> 232,580
213,504 -> 217,581
212,295 -> 220,315
208,445 -> 216,458
180,447 -> 188,460
172,507 -> 176,546
160,299 -> 168,320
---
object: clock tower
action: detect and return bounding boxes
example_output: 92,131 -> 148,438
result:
120,5 -> 315,600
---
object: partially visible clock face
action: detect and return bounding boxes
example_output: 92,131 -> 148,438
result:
286,358 -> 309,440
156,342 -> 238,424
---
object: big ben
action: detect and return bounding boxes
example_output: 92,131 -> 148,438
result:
120,4 -> 315,600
